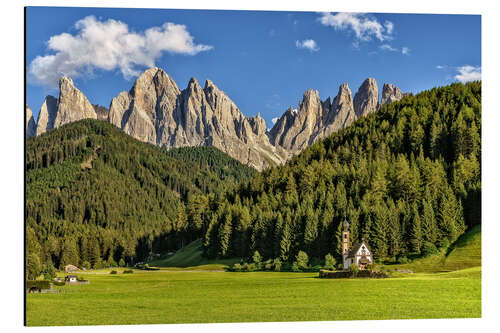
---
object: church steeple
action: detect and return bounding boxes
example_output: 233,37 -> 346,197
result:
341,220 -> 350,268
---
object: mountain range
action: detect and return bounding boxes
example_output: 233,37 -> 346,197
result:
26,67 -> 407,170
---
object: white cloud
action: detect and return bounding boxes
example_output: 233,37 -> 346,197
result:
295,39 -> 320,52
384,21 -> 394,34
378,44 -> 410,56
436,65 -> 445,69
29,16 -> 213,87
271,117 -> 279,125
455,65 -> 481,83
318,12 -> 393,42
380,44 -> 397,52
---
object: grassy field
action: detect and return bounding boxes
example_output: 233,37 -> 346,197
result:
26,267 -> 481,326
27,227 -> 481,326
385,225 -> 481,273
148,239 -> 240,269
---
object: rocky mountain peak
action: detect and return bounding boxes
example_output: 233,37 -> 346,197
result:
247,113 -> 267,137
353,77 -> 379,117
53,76 -> 97,129
204,79 -> 217,91
186,77 -> 204,96
58,76 -> 74,94
93,104 -> 110,121
300,89 -> 321,111
332,83 -> 353,107
26,105 -> 36,138
30,67 -> 407,171
381,83 -> 404,105
35,95 -> 58,136
106,67 -> 287,170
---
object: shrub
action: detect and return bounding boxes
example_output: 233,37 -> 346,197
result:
252,251 -> 262,269
319,269 -> 388,279
397,256 -> 409,264
324,254 -> 336,270
231,263 -> 242,272
41,262 -> 57,280
119,259 -> 125,267
144,265 -> 160,271
123,269 -> 133,274
26,280 -> 51,291
310,265 -> 322,272
81,261 -> 91,270
348,263 -> 359,277
26,254 -> 42,280
92,258 -> 103,269
422,242 -> 439,257
296,251 -> 309,270
291,262 -> 300,272
246,263 -> 256,272
273,258 -> 282,272
110,270 -> 118,274
438,238 -> 450,249
107,258 -> 118,268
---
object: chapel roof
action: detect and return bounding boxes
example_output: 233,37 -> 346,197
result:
346,240 -> 371,258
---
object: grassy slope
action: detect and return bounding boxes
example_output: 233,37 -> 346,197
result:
386,225 -> 481,273
27,268 -> 480,326
148,239 -> 240,269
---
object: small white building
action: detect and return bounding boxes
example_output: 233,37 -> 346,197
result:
65,275 -> 78,283
341,221 -> 374,270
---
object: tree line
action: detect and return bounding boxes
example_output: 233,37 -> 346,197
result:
26,119 -> 254,274
201,81 -> 481,263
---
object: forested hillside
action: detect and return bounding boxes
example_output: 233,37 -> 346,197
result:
25,119 -> 255,269
26,81 -> 481,271
202,82 -> 481,263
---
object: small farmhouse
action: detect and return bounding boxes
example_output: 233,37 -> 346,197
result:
342,221 -> 374,270
65,275 -> 78,283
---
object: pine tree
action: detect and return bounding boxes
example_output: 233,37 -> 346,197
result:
60,237 -> 80,269
421,199 -> 437,244
279,212 -> 293,261
218,211 -> 232,257
386,199 -> 401,258
370,203 -> 388,258
409,203 -> 423,253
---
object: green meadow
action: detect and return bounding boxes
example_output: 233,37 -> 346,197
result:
26,226 -> 481,326
26,268 -> 480,326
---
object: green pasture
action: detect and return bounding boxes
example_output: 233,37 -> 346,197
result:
148,239 -> 240,270
26,226 -> 481,326
386,225 -> 481,273
26,266 -> 480,326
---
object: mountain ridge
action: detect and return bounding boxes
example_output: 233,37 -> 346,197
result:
27,67 -> 408,170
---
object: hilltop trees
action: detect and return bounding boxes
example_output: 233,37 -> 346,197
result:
25,120 -> 254,269
201,81 -> 481,263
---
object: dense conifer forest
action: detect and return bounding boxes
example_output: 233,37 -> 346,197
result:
25,81 -> 481,272
25,119 -> 255,270
202,81 -> 481,263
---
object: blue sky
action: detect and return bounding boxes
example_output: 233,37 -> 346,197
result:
26,7 -> 481,127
